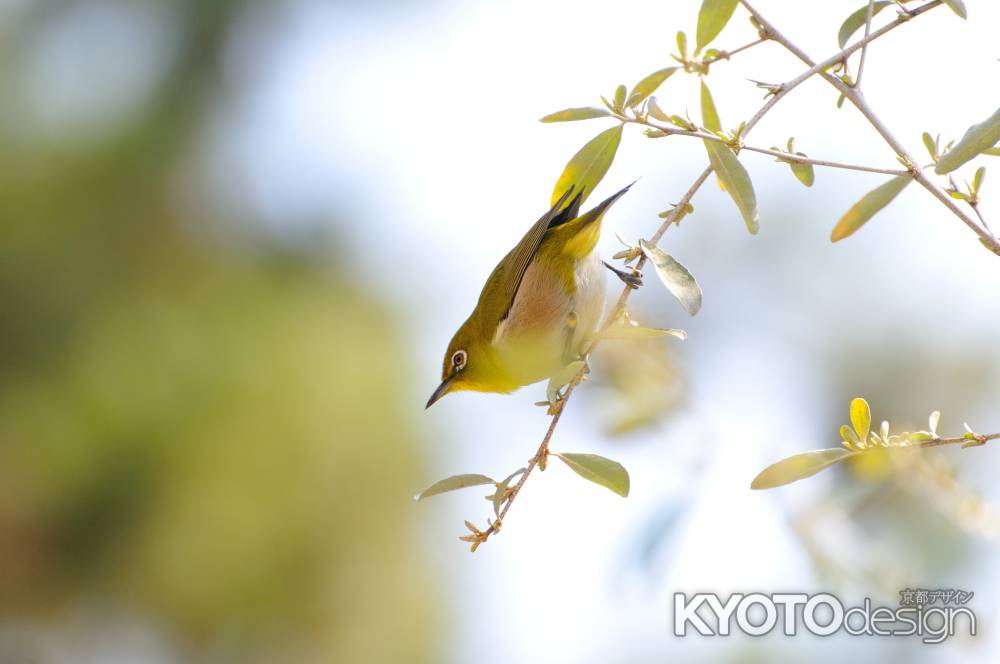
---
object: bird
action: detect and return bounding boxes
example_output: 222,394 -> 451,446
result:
426,182 -> 637,408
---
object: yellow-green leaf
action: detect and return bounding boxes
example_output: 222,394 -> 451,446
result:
696,0 -> 739,52
704,141 -> 759,234
551,125 -> 623,206
789,156 -> 815,187
540,107 -> 613,123
613,84 -> 627,110
627,67 -> 678,107
647,96 -> 670,122
599,325 -> 687,340
415,474 -> 495,501
837,1 -> 893,48
982,147 -> 1000,157
639,239 -> 702,315
943,0 -> 967,19
554,452 -> 630,497
830,175 -> 911,241
840,424 -> 860,447
850,397 -> 871,442
700,80 -> 722,133
935,107 -> 1000,174
751,449 -> 857,490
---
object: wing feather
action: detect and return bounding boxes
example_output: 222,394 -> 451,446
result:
483,186 -> 583,325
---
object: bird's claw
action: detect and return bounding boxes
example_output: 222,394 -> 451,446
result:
603,260 -> 642,289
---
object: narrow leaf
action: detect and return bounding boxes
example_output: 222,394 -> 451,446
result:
639,240 -> 702,315
704,141 -> 759,234
982,147 -> 1000,157
647,96 -> 670,122
551,125 -> 623,206
599,325 -> 687,340
830,175 -> 911,242
613,84 -> 627,110
790,157 -> 815,187
922,132 -> 938,160
415,474 -> 495,501
554,452 -> 630,497
837,1 -> 893,49
839,424 -> 860,447
700,81 -> 722,132
928,410 -> 940,436
627,67 -> 678,107
696,0 -> 739,52
850,397 -> 871,442
943,0 -> 967,19
973,166 -> 985,194
540,107 -> 613,123
935,107 -> 1000,174
751,449 -> 858,490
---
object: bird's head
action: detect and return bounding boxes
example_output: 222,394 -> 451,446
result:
426,318 -> 507,408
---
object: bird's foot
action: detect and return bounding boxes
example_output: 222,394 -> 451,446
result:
603,260 -> 642,289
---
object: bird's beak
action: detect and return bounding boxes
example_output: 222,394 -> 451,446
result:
425,374 -> 455,409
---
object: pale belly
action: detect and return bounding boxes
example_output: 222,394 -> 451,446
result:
491,250 -> 606,387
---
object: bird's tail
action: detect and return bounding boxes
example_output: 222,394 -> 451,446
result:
553,181 -> 635,259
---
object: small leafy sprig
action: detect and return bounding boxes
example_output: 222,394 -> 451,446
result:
751,397 -> 999,490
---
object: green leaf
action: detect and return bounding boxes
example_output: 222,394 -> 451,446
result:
639,240 -> 702,315
551,125 -> 623,206
627,67 -> 678,107
554,452 -> 630,497
982,147 -> 1000,157
700,81 -> 722,133
540,107 -> 613,123
704,141 -> 759,234
647,96 -> 670,122
850,397 -> 871,443
922,132 -> 938,161
943,0 -> 967,19
676,31 -> 688,58
613,84 -> 627,111
415,474 -> 495,501
696,0 -> 739,52
599,325 -> 687,340
830,175 -> 911,242
973,166 -> 985,194
751,449 -> 857,490
840,424 -> 860,447
789,156 -> 815,187
935,107 -> 1000,174
837,1 -> 893,49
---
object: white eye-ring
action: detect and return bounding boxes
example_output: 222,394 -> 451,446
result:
451,349 -> 467,370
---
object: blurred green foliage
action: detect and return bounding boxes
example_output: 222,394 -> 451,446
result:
0,1 -> 439,661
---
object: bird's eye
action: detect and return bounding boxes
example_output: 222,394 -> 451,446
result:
451,350 -> 467,370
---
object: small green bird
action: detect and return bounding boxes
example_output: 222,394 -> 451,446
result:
427,183 -> 636,408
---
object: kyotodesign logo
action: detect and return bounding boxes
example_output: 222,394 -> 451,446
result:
673,590 -> 976,644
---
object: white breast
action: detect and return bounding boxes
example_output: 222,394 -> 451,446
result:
569,249 -> 607,354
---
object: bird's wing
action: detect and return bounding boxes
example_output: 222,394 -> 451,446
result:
488,186 -> 584,325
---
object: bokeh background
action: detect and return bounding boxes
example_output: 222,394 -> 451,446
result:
1,0 -> 998,662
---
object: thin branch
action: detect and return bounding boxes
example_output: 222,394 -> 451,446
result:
910,432 -> 1000,450
703,37 -> 767,65
618,117 -> 909,176
739,0 -> 1000,254
855,0 -> 876,87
